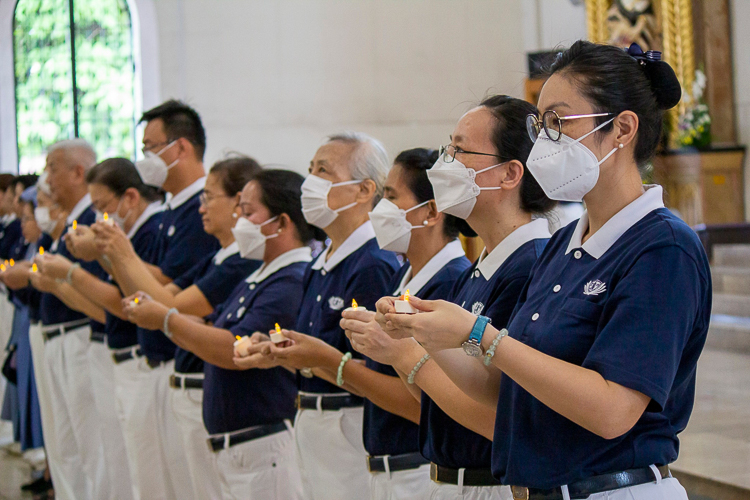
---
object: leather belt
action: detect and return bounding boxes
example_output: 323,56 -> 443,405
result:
112,347 -> 143,364
295,393 -> 362,411
41,319 -> 89,343
367,452 -> 429,473
170,373 -> 203,390
511,465 -> 671,500
90,331 -> 106,343
208,422 -> 288,452
430,463 -> 501,487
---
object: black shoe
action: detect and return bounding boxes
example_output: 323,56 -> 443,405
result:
21,476 -> 52,493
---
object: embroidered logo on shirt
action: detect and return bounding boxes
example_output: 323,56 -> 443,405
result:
167,225 -> 176,237
328,296 -> 345,310
471,301 -> 485,315
583,280 -> 607,296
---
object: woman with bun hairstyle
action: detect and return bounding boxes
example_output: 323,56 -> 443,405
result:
383,41 -> 709,499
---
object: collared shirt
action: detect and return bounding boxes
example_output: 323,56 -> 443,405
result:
203,247 -> 312,434
297,221 -> 400,394
421,220 -> 549,469
166,177 -> 205,210
0,215 -> 22,260
172,244 -> 261,374
492,185 -> 712,488
66,193 -> 92,225
364,242 -> 470,456
107,209 -> 164,349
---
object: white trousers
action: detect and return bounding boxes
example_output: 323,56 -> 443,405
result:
0,291 -> 13,408
582,476 -> 687,499
370,463 -> 431,500
214,425 -> 303,500
429,482 -> 511,500
294,404 -> 371,500
45,325 -> 107,500
88,341 -> 134,500
169,374 -> 222,500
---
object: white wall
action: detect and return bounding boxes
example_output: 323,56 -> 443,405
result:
152,0 -> 530,173
522,0 -> 586,54
731,0 -> 750,220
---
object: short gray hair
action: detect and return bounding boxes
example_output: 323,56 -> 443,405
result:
47,138 -> 97,171
327,131 -> 389,203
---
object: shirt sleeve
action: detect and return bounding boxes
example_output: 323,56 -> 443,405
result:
230,276 -> 305,338
172,255 -> 209,291
194,258 -> 260,308
159,210 -> 219,280
582,245 -> 709,411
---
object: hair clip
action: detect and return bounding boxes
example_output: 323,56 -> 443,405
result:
626,43 -> 661,65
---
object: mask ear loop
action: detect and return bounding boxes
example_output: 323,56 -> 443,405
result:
259,215 -> 281,241
473,161 -> 508,192
330,179 -> 366,214
404,200 -> 431,229
571,117 -> 619,166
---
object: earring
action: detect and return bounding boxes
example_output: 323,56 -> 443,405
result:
277,228 -> 282,233
232,213 -> 238,219
423,220 -> 429,225
618,143 -> 624,149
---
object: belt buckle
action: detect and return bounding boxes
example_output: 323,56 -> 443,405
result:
295,394 -> 301,409
366,456 -> 373,473
429,463 -> 439,483
169,374 -> 177,387
511,486 -> 529,500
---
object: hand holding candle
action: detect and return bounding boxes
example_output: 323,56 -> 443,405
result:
394,289 -> 418,314
344,298 -> 367,312
234,335 -> 253,356
72,220 -> 77,231
103,212 -> 114,226
270,323 -> 289,344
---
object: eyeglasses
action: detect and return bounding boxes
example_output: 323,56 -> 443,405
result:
199,192 -> 229,206
439,144 -> 502,163
141,140 -> 173,155
526,111 -> 615,142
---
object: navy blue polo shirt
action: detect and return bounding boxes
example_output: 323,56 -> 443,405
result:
171,243 -> 261,373
40,195 -> 108,327
0,216 -> 22,260
203,247 -> 311,434
492,186 -> 712,488
106,206 -> 163,349
421,219 -> 550,469
363,240 -> 470,456
10,235 -> 51,323
296,222 -> 400,395
138,179 -> 220,362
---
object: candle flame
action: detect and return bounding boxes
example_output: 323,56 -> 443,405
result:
351,299 -> 358,310
275,323 -> 282,334
103,212 -> 109,222
404,289 -> 410,302
39,246 -> 44,255
235,335 -> 241,341
1,264 -> 6,272
31,263 -> 38,273
72,220 -> 77,230
134,297 -> 139,304
9,259 -> 15,267
3,260 -> 8,266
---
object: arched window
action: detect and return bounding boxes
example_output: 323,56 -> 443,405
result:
13,0 -> 136,173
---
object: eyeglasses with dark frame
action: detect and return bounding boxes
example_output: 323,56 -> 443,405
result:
439,144 -> 502,163
526,111 -> 615,142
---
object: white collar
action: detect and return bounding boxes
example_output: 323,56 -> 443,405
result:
311,221 -> 376,272
1,214 -> 17,224
245,246 -> 312,284
395,239 -> 466,296
566,184 -> 665,259
167,177 -> 206,210
476,218 -> 551,280
126,201 -> 165,239
66,193 -> 92,224
213,241 -> 239,265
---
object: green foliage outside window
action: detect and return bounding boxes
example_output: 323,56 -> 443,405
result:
14,0 -> 135,174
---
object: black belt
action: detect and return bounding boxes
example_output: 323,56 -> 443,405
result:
42,320 -> 89,343
430,463 -> 501,487
295,393 -> 362,411
368,452 -> 429,473
208,422 -> 288,452
90,331 -> 106,343
170,373 -> 203,390
512,465 -> 671,500
111,348 -> 164,369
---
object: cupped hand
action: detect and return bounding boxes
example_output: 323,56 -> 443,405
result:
65,225 -> 101,261
93,222 -> 136,263
374,296 -> 413,339
340,309 -> 404,365
264,329 -> 341,371
384,296 -> 478,352
122,292 -> 169,330
28,269 -> 59,294
36,254 -> 74,281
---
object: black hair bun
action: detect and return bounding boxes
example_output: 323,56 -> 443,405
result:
626,43 -> 682,110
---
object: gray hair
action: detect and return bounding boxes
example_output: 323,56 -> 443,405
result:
327,131 -> 389,204
47,138 -> 97,171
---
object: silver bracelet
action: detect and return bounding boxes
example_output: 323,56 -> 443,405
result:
163,307 -> 179,339
407,353 -> 430,384
66,262 -> 81,285
483,328 -> 509,366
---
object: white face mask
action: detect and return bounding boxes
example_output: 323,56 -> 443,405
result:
134,141 -> 179,188
34,207 -> 57,235
300,175 -> 361,229
426,156 -> 504,220
526,118 -> 617,202
369,199 -> 429,253
231,215 -> 279,260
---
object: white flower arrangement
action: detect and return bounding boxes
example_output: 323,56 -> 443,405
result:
677,69 -> 711,148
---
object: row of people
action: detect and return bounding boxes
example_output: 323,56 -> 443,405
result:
0,40 -> 709,500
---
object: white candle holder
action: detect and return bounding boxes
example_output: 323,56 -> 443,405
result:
233,335 -> 252,356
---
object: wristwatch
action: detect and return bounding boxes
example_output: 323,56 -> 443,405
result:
462,315 -> 491,357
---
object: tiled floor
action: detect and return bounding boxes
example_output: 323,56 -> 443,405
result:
0,348 -> 748,499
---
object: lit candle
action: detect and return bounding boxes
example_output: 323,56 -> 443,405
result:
39,246 -> 44,256
344,298 -> 367,312
9,259 -> 15,267
129,296 -> 140,308
233,334 -> 253,356
270,322 -> 288,344
1,264 -> 6,272
395,289 -> 418,314
31,263 -> 38,273
72,220 -> 77,230
103,212 -> 114,226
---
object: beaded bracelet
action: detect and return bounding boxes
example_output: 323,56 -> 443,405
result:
336,352 -> 353,386
483,328 -> 509,366
407,353 -> 430,384
163,307 -> 179,339
66,262 -> 81,285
